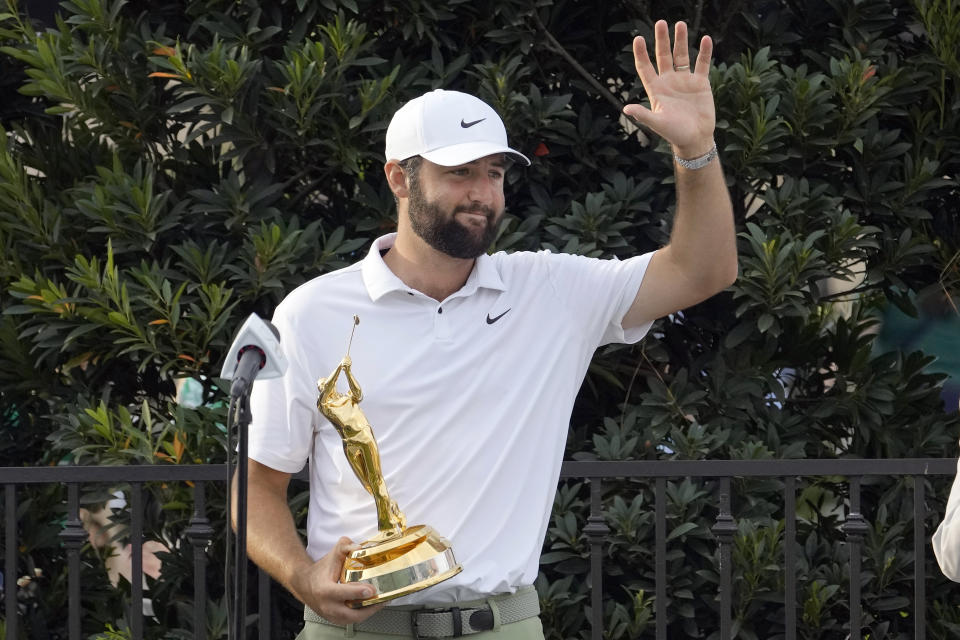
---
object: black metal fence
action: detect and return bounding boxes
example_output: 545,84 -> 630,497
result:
1,458 -> 956,639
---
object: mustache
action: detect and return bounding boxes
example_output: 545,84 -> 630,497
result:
453,204 -> 497,218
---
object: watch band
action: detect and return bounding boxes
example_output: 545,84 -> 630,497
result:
674,142 -> 718,170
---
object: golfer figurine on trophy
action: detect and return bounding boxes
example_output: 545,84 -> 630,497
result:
317,316 -> 461,607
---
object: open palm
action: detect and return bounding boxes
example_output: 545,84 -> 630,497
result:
623,20 -> 716,158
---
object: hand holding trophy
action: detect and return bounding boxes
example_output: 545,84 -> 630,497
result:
316,316 -> 461,607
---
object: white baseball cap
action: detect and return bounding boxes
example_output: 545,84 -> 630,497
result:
385,89 -> 530,167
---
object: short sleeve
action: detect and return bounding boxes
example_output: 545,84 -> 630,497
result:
542,250 -> 657,346
247,304 -> 318,474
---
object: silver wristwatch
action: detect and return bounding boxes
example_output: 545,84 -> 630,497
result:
674,142 -> 718,170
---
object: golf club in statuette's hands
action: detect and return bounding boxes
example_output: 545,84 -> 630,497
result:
316,315 -> 461,607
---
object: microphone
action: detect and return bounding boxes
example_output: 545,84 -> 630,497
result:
220,313 -> 288,397
220,313 -> 288,639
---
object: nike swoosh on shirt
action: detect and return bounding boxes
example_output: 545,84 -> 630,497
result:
486,309 -> 511,324
461,118 -> 485,128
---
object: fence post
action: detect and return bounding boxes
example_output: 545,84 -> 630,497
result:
655,477 -> 667,640
59,483 -> 87,640
842,476 -> 869,640
185,480 -> 215,638
913,476 -> 926,640
784,476 -> 797,640
5,484 -> 18,640
582,478 -> 609,640
712,477 -> 737,640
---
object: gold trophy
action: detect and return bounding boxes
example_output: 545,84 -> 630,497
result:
317,316 -> 461,607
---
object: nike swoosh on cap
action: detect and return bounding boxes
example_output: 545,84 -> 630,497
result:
461,118 -> 485,128
486,309 -> 511,324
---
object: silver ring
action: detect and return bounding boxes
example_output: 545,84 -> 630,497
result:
674,64 -> 690,71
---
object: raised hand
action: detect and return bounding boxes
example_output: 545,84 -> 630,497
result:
623,20 -> 716,158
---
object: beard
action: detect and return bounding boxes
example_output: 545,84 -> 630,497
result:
407,180 -> 502,260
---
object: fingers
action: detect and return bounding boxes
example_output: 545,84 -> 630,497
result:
305,536 -> 386,625
672,21 -> 689,71
336,536 -> 358,553
622,103 -> 655,130
653,19 -> 672,75
335,580 -> 378,609
637,20 -> 708,75
329,537 -> 359,572
322,584 -> 384,624
631,36 -> 656,86
694,35 -> 713,75
323,537 -> 359,585
325,563 -> 382,624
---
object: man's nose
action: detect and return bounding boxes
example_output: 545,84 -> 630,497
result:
467,175 -> 498,205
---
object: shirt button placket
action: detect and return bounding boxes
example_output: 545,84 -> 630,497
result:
434,304 -> 450,341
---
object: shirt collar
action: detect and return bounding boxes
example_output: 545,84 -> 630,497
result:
361,233 -> 506,302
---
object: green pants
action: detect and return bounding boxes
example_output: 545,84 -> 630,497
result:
296,616 -> 545,640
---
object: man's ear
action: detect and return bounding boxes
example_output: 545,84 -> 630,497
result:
384,160 -> 410,199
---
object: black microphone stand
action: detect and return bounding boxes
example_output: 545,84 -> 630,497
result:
222,318 -> 281,640
233,390 -> 252,639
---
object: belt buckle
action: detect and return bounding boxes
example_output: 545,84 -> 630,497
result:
411,606 -> 463,640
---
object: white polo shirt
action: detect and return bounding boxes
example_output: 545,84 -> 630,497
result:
248,233 -> 655,604
934,457 -> 960,581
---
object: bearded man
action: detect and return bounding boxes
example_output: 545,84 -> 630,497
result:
237,20 -> 737,640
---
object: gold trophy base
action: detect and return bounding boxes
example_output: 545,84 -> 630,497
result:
341,524 -> 462,608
